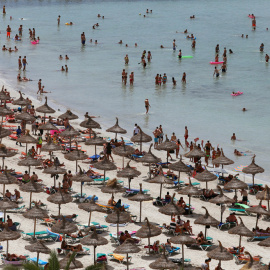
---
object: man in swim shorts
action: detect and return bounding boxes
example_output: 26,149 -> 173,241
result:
213,67 -> 219,77
81,32 -> 86,45
173,39 -> 176,51
204,141 -> 212,166
6,25 -> 11,38
22,56 -> 27,71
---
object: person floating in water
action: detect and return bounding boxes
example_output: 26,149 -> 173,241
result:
145,98 -> 150,114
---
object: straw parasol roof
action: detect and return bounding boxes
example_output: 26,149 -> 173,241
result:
59,110 -> 78,120
17,132 -> 38,144
85,132 -> 106,146
78,195 -> 106,226
59,255 -> 83,269
246,201 -> 270,228
41,136 -> 62,152
136,217 -> 162,239
15,112 -> 36,122
209,186 -> 235,205
128,184 -> 153,222
258,236 -> 270,247
101,178 -> 126,194
194,167 -> 217,189
25,240 -> 51,254
47,183 -> 73,215
36,97 -> 56,114
224,176 -> 248,190
80,227 -> 108,264
80,116 -> 101,129
138,144 -> 161,164
130,127 -> 152,152
0,126 -> 12,139
184,144 -> 206,158
0,146 -> 17,158
149,174 -> 173,198
159,193 -> 185,216
0,198 -> 18,221
51,216 -> 78,234
18,156 -> 42,172
194,206 -> 219,227
64,148 -> 88,161
106,117 -> 127,135
93,156 -> 117,182
12,91 -> 31,106
240,252 -> 268,270
149,250 -> 178,269
19,178 -> 44,193
117,160 -> 141,179
256,185 -> 270,210
0,170 -> 17,195
0,102 -> 13,116
113,138 -> 135,157
156,135 -> 177,151
114,238 -> 141,254
212,148 -> 234,165
38,121 -> 59,131
207,240 -> 233,261
168,156 -> 191,173
43,165 -> 67,175
60,126 -> 80,138
0,89 -> 10,101
71,165 -> 93,183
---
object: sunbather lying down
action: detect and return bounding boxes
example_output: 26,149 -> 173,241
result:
202,189 -> 218,199
226,246 -> 244,254
252,226 -> 270,235
67,230 -> 86,238
60,240 -> 83,252
3,253 -> 27,261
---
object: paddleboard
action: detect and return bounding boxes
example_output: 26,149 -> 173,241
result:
182,56 -> 193,59
210,61 -> 224,64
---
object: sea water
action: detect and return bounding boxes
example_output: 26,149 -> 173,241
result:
0,0 -> 270,181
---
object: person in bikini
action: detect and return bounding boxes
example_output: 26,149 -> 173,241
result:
145,98 -> 150,114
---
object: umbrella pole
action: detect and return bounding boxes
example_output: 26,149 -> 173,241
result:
29,165 -> 31,175
205,226 -> 207,238
70,137 -> 71,153
140,142 -> 142,153
253,175 -> 255,187
178,172 -> 181,189
126,253 -> 129,270
4,209 -> 6,222
122,156 -> 124,169
29,192 -> 32,209
149,164 -> 151,180
220,205 -> 223,223
160,184 -> 163,198
36,252 -> 40,266
128,177 -> 131,190
6,240 -> 8,258
94,145 -> 97,157
76,160 -> 78,172
148,237 -> 151,254
268,200 -> 270,212
81,182 -> 83,198
94,245 -> 96,265
2,157 -> 4,169
88,212 -> 92,227
182,243 -> 185,269
103,170 -> 106,185
139,201 -> 142,222
34,218 -> 37,238
117,223 -> 119,240
255,214 -> 259,229
188,195 -> 191,215
58,204 -> 61,216
206,181 -> 208,190
222,164 -> 224,178
3,184 -> 5,201
26,143 -> 28,155
238,235 -> 242,254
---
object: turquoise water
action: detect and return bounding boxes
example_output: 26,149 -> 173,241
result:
1,0 -> 270,180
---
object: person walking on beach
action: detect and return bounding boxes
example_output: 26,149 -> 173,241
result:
184,126 -> 188,146
57,15 -> 61,25
37,79 -> 42,94
22,56 -> 27,71
16,126 -> 22,146
133,123 -> 140,135
6,25 -> 11,38
204,141 -> 212,166
145,98 -> 150,114
18,56 -> 22,70
153,127 -> 159,148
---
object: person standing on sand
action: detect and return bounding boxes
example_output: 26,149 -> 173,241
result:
184,126 -> 188,146
22,56 -> 27,71
145,99 -> 150,114
37,79 -> 42,94
18,56 -> 22,70
57,15 -> 61,25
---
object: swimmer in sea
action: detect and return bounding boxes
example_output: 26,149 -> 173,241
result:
2,45 -> 7,51
118,40 -> 123,44
260,43 -> 264,52
178,49 -> 182,59
160,45 -> 164,48
65,65 -> 68,72
17,74 -> 22,81
90,39 -> 92,43
40,86 -> 49,94
182,72 -> 186,83
231,133 -> 236,140
265,54 -> 269,63
241,34 -> 244,38
145,98 -> 150,114
213,67 -> 220,77
173,39 -> 176,51
61,66 -> 65,71
95,40 -> 98,44
242,108 -> 247,111
125,44 -> 128,47
135,43 -> 137,47
124,54 -> 129,65
246,35 -> 248,38
221,64 -> 226,72
14,46 -> 18,52
229,49 -> 233,54
129,72 -> 134,86
81,32 -> 86,45
65,55 -> 69,60
122,69 -> 126,83
57,15 -> 61,25
184,29 -> 188,33
192,39 -> 196,48
215,54 -> 219,62
215,44 -> 219,53
172,77 -> 176,85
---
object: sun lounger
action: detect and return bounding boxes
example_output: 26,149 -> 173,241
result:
123,187 -> 150,197
186,242 -> 213,251
96,253 -> 107,263
108,253 -> 132,263
170,258 -> 191,264
90,177 -> 110,184
28,257 -> 48,266
22,230 -> 48,240
247,235 -> 270,242
165,246 -> 180,256
229,203 -> 250,215
96,203 -> 130,211
234,254 -> 262,265
218,221 -> 237,230
8,204 -> 25,213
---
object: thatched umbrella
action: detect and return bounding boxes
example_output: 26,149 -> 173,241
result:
117,160 -> 141,189
101,178 -> 126,203
60,126 -> 80,152
59,255 -> 83,269
256,185 -> 270,211
85,132 -> 106,157
212,148 -> 234,176
64,143 -> 88,172
59,110 -> 78,120
0,225 -> 21,257
78,195 -> 106,226
246,200 -> 270,228
184,144 -> 206,159
0,198 -> 17,222
0,145 -> 17,168
240,252 -> 268,270
169,233 -> 196,269
93,156 -> 117,184
81,227 -> 108,264
0,102 -> 13,130
194,206 -> 219,237
12,91 -> 31,107
0,170 -> 17,198
159,193 -> 185,217
114,238 -> 141,270
149,174 -> 173,198
17,131 -> 38,153
47,183 -> 73,216
15,112 -> 36,122
0,89 -> 11,101
25,240 -> 51,266
18,155 -> 42,175
135,217 -> 161,253
138,144 -> 161,180
0,126 -> 12,140
258,236 -> 270,247
168,156 -> 191,187
207,241 -> 233,269
105,209 -> 131,239
51,216 -> 78,239
209,186 -> 235,223
178,178 -> 203,214
194,167 -> 217,190
19,178 -> 44,209
23,204 -> 49,238
36,96 -> 56,121
113,137 -> 135,168
38,121 -> 58,131
41,136 -> 62,160
71,165 -> 93,197
224,174 -> 248,201
43,164 -> 67,186
228,217 -> 254,254
80,115 -> 101,142
130,127 -> 152,152
156,135 -> 178,164
149,249 -> 178,269
106,117 -> 127,139
128,184 -> 153,222
242,155 -> 264,187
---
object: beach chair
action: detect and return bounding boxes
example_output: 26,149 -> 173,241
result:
91,177 -> 110,185
28,257 -> 48,266
170,258 -> 191,265
229,203 -> 250,215
234,254 -> 262,265
21,230 -> 48,240
165,246 -> 180,256
218,221 -> 237,230
247,235 -> 270,242
96,253 -> 107,263
8,204 -> 25,213
108,253 -> 132,263
84,195 -> 98,202
110,234 -> 120,245
186,242 -> 213,251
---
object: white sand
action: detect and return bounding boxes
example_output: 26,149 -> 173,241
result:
0,86 -> 269,270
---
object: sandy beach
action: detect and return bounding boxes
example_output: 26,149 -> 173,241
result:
0,85 -> 269,270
